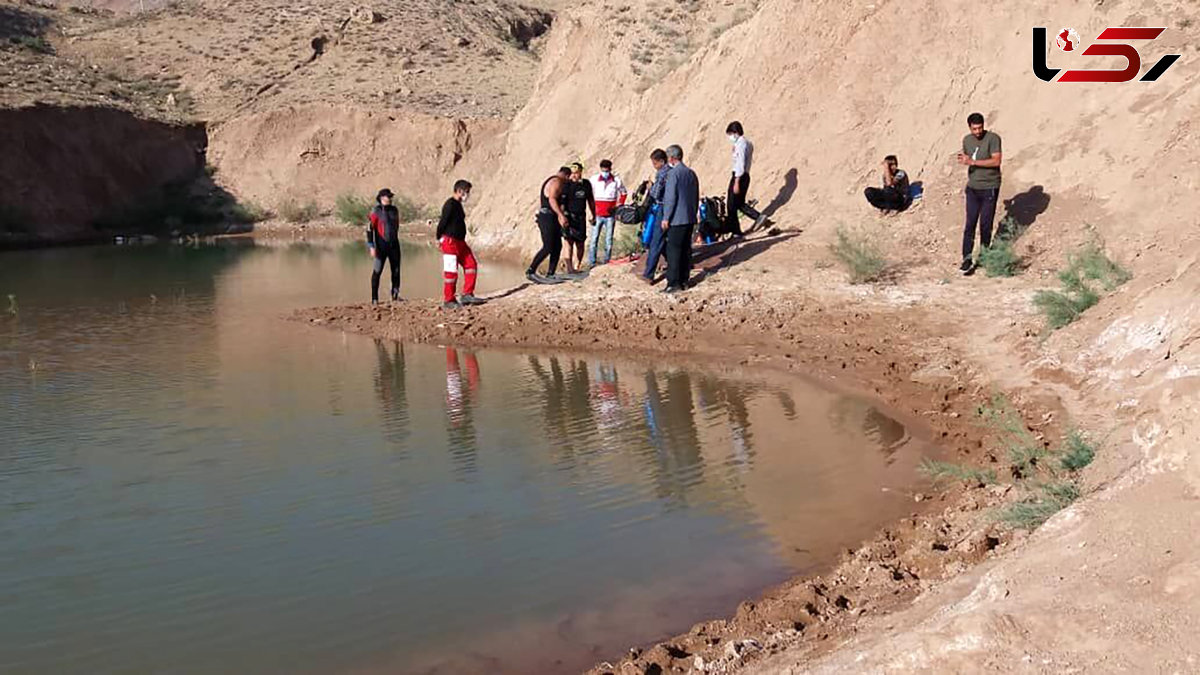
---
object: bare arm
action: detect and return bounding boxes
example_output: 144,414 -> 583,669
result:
969,152 -> 1003,168
545,178 -> 568,224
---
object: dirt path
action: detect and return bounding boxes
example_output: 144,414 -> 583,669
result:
291,228 -> 1156,673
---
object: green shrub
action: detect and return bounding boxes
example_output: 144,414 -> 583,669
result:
1059,430 -> 1096,471
611,223 -> 643,259
998,481 -> 1080,529
335,193 -> 372,226
231,201 -> 268,224
919,458 -> 996,486
1034,243 -> 1127,330
394,196 -> 437,223
12,35 -> 54,54
830,225 -> 887,283
278,200 -> 319,223
91,180 -> 226,232
977,238 -> 1020,277
1033,289 -> 1090,329
1070,242 -> 1131,291
971,396 -> 1100,530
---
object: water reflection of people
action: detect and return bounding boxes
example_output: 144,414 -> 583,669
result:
373,339 -> 410,447
694,375 -> 756,471
640,369 -> 704,501
445,347 -> 481,477
828,398 -> 908,456
525,355 -> 598,462
589,362 -> 625,433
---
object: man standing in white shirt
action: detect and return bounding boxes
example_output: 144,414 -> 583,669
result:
725,121 -> 767,236
588,159 -> 627,266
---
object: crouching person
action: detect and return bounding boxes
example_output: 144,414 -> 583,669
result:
438,180 -> 484,309
864,155 -> 911,213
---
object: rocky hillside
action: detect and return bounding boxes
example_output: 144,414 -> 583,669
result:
0,1 -> 191,118
54,0 -> 555,121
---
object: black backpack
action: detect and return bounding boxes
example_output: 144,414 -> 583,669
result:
697,196 -> 727,240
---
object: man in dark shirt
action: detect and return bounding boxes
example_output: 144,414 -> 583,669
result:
661,144 -> 700,293
957,112 -> 1003,274
367,188 -> 402,304
437,179 -> 483,308
864,155 -> 911,212
563,162 -> 594,275
641,148 -> 671,282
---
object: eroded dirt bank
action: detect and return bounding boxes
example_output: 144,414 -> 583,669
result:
0,105 -> 208,246
292,233 -> 1101,674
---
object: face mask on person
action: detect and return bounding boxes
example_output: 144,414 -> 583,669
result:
600,170 -> 611,178
461,193 -> 470,204
728,134 -> 738,144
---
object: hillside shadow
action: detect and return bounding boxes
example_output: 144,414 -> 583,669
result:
687,231 -> 801,286
1001,185 -> 1051,238
761,168 -> 798,217
89,123 -> 254,238
0,6 -> 51,42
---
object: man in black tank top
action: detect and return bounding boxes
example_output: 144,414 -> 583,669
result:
527,167 -> 571,281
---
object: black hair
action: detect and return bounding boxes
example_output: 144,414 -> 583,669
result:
557,166 -> 572,176
725,121 -> 744,135
650,148 -> 667,162
453,179 -> 473,193
599,159 -> 613,169
967,112 -> 985,126
884,155 -> 897,163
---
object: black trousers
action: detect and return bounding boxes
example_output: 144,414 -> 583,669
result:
726,173 -> 761,235
528,211 -> 562,275
370,243 -> 401,301
963,186 -> 999,261
865,186 -> 908,211
665,224 -> 695,289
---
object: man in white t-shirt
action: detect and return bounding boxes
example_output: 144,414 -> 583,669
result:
588,159 -> 627,266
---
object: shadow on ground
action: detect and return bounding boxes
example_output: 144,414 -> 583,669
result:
762,168 -> 798,218
1002,185 -> 1051,238
687,231 -> 802,286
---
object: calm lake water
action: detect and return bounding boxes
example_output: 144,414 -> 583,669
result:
0,239 -> 934,675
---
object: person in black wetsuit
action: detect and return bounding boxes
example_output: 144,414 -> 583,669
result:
366,188 -> 402,303
526,167 -> 572,281
563,163 -> 595,275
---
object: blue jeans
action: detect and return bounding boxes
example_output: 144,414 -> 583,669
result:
588,216 -> 615,266
643,210 -> 666,279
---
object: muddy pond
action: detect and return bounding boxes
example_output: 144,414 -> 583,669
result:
0,239 -> 936,674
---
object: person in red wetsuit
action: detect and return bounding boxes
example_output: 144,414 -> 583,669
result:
437,179 -> 483,309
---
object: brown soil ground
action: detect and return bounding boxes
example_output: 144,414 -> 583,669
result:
293,227 -> 1093,674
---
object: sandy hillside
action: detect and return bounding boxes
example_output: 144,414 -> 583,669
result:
432,0 -> 1200,670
